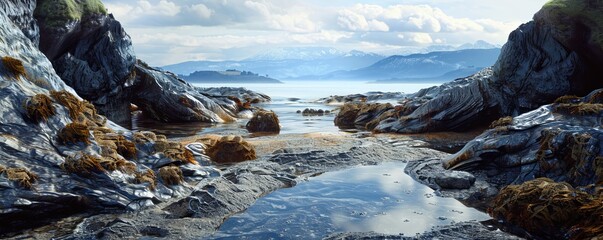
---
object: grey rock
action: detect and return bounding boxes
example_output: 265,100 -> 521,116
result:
442,90 -> 603,189
325,221 -> 523,240
34,9 -> 269,125
343,20 -> 583,133
316,91 -> 405,105
435,170 -> 476,189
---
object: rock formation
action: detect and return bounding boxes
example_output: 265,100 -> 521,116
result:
0,0 -> 221,234
33,0 -> 269,125
338,0 -> 603,133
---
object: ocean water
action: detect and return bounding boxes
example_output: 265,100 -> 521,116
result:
211,162 -> 490,239
131,81 -> 438,136
195,80 -> 438,100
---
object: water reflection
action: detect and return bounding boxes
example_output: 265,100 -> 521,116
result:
130,98 -> 340,137
211,162 -> 490,239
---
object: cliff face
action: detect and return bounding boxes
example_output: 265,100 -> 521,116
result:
365,21 -> 581,133
32,0 -> 268,125
337,0 -> 603,133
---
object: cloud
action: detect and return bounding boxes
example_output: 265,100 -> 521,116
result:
101,0 -> 548,65
338,4 -> 484,33
337,9 -> 390,32
191,4 -> 213,19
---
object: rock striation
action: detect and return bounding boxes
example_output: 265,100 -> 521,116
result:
33,0 -> 268,125
0,0 -> 222,234
337,3 -> 603,133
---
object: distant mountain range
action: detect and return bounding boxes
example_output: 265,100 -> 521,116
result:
163,41 -> 502,82
163,47 -> 384,80
181,70 -> 281,83
314,48 -> 501,81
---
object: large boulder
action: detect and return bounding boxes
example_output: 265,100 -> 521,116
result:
440,90 -> 603,189
33,0 -> 268,125
344,0 -> 603,134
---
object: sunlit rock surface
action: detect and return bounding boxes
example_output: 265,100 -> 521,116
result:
33,0 -> 268,124
339,14 -> 602,133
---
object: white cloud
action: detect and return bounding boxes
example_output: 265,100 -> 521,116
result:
101,0 -> 550,65
136,0 -> 181,16
191,4 -> 213,19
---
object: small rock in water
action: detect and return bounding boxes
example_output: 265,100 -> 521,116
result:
438,216 -> 448,221
434,170 -> 476,189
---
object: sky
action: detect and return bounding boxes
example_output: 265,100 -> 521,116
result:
103,0 -> 550,66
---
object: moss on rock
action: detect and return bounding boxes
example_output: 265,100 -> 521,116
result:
35,0 -> 107,28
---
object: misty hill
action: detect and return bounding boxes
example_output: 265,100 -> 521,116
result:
162,47 -> 384,80
306,48 -> 501,81
181,70 -> 282,83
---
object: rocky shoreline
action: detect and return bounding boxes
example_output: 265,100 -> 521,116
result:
2,0 -> 603,239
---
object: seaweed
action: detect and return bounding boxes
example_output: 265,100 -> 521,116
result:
554,95 -> 580,104
158,166 -> 183,186
2,56 -> 26,80
334,103 -> 361,128
115,135 -> 137,159
488,178 -> 591,238
246,110 -> 280,133
554,103 -> 603,115
25,94 -> 56,122
488,178 -> 603,239
489,116 -> 513,129
204,135 -> 256,163
1,167 -> 38,189
61,154 -> 105,176
134,169 -> 156,190
58,123 -> 91,145
50,90 -> 83,120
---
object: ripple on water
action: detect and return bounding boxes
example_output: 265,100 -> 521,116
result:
210,162 -> 490,239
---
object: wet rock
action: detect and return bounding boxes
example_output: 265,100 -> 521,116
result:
325,221 -> 522,240
334,103 -> 393,130
34,2 -> 267,125
246,110 -> 280,133
95,219 -> 139,240
443,90 -> 603,188
435,171 -> 476,189
316,92 -> 405,105
347,11 -> 603,133
299,108 -> 329,116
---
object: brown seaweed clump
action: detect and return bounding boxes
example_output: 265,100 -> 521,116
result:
0,166 -> 38,189
489,116 -> 513,129
50,90 -> 84,120
134,169 -> 157,190
152,138 -> 198,165
158,166 -> 184,186
58,122 -> 91,145
204,135 -> 256,163
554,102 -> 603,115
246,110 -> 280,133
115,135 -> 137,159
2,56 -> 26,80
61,154 -> 106,177
488,178 -> 602,239
554,95 -> 580,104
25,94 -> 56,123
334,103 -> 361,128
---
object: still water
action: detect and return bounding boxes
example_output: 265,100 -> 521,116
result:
133,81 -> 439,136
211,162 -> 490,239
135,80 -> 490,238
